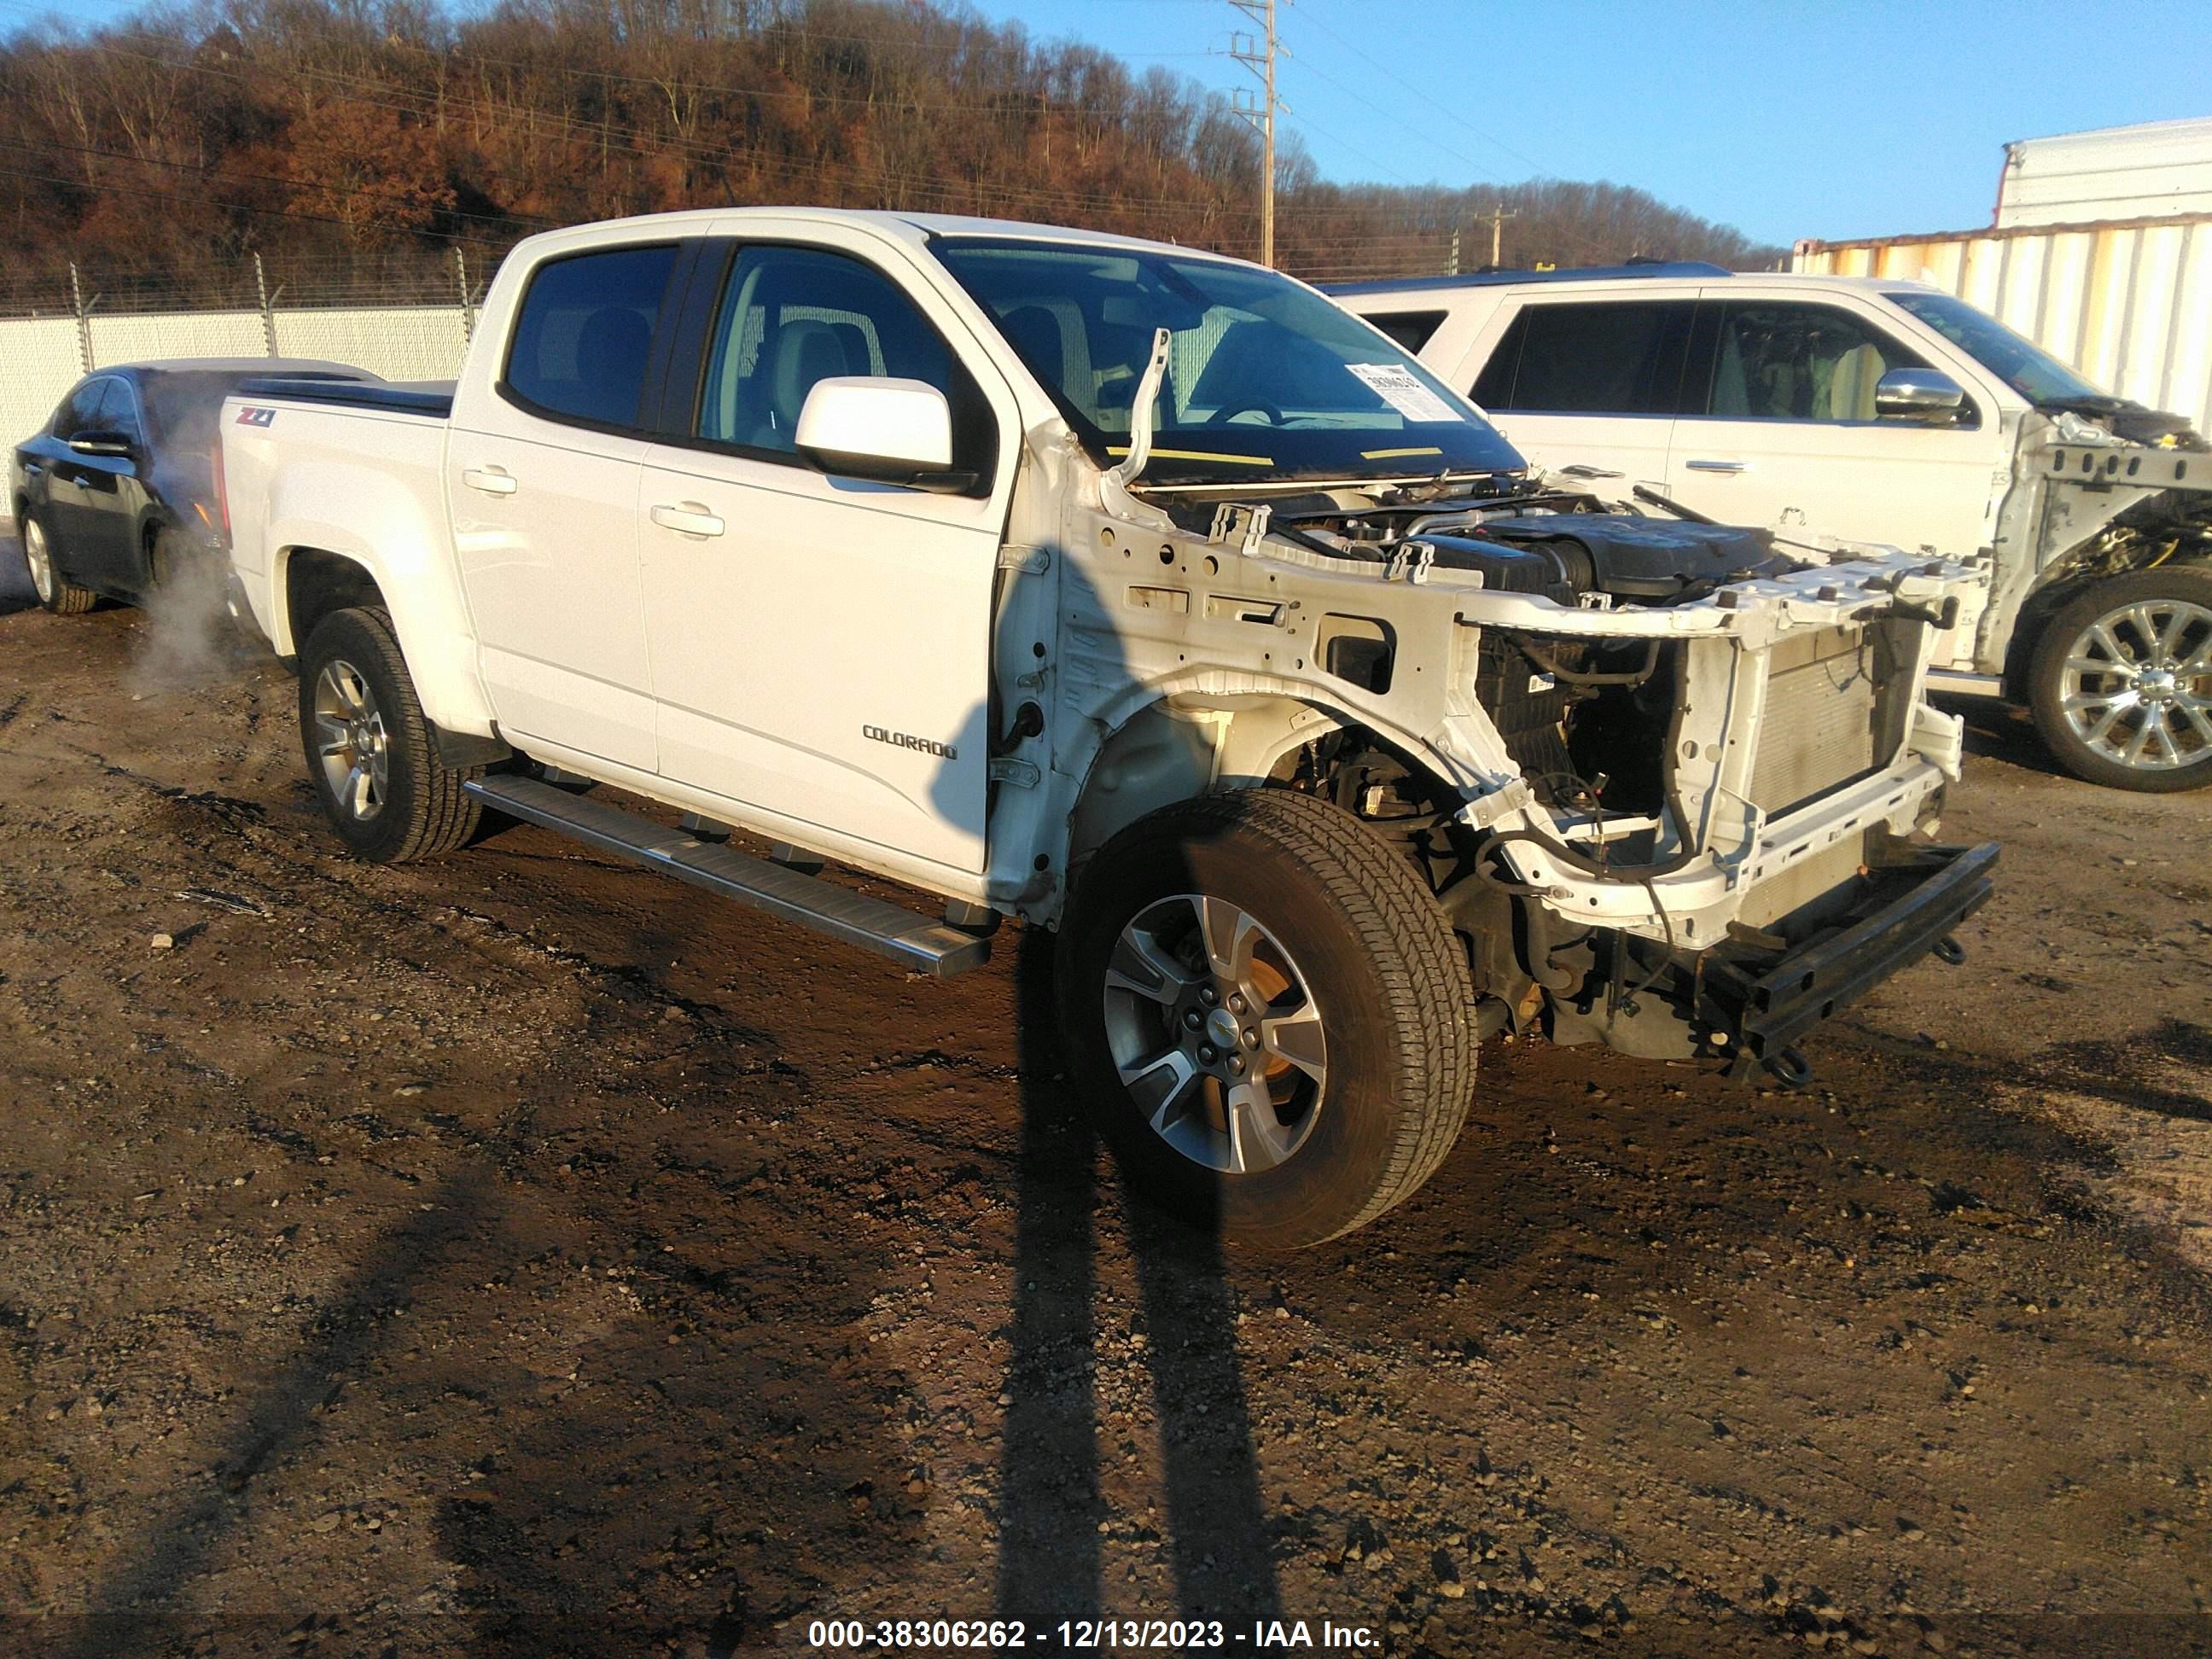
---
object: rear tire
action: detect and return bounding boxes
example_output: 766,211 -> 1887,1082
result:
1056,789 -> 1477,1249
2028,568 -> 2212,792
297,606 -> 482,862
22,511 -> 96,615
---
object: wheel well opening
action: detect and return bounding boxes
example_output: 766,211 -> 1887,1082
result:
285,549 -> 386,652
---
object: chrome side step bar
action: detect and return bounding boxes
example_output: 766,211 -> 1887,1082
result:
463,774 -> 990,978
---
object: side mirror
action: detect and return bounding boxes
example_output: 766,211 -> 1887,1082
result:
1874,368 -> 1966,421
67,428 -> 134,457
795,377 -> 968,490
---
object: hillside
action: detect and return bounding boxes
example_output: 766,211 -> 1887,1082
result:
0,0 -> 1781,307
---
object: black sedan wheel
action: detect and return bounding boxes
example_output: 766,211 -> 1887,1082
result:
21,512 -> 96,615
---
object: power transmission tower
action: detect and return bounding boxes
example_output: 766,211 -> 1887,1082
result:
1228,0 -> 1284,266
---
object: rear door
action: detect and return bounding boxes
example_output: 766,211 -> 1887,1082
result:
1461,296 -> 1696,492
445,241 -> 691,772
635,230 -> 1014,876
1662,291 -> 2009,556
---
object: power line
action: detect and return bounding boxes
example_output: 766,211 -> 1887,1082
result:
1295,0 -> 1552,178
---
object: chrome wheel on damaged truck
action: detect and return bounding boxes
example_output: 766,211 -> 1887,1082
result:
1057,789 -> 1478,1250
297,606 -> 482,862
2029,568 -> 2212,792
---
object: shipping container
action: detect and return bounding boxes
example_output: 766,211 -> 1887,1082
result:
1997,116 -> 2212,229
1791,212 -> 2212,439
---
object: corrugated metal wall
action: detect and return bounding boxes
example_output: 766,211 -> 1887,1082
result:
1997,118 -> 2212,229
1,304 -> 472,450
1793,215 -> 2212,439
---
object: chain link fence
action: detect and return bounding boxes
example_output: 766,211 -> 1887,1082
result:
0,234 -> 1477,445
0,251 -> 502,445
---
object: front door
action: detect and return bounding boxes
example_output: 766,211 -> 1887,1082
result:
45,377 -> 139,591
1662,294 -> 2009,557
445,240 -> 688,772
637,238 -> 1008,876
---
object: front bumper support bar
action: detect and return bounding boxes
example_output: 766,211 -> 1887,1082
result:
1726,841 -> 1999,1077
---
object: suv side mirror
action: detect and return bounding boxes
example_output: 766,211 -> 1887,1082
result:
67,428 -> 135,457
795,377 -> 969,490
1874,369 -> 1967,421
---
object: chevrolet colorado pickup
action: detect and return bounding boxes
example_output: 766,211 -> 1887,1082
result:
222,209 -> 1994,1247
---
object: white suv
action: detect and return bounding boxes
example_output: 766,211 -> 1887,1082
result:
1331,264 -> 2212,791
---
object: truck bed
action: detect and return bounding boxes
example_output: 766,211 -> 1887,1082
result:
237,376 -> 455,418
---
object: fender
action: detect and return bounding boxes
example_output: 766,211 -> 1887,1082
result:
1055,667 -> 1518,889
265,461 -> 498,739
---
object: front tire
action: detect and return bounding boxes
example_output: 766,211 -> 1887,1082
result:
2029,568 -> 2212,792
1057,789 -> 1477,1249
297,606 -> 482,862
21,510 -> 96,615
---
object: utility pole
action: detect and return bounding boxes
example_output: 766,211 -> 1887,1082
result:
1487,201 -> 1518,269
1229,0 -> 1282,266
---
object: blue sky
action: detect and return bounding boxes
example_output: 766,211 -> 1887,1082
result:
25,0 -> 2212,248
958,0 -> 2212,247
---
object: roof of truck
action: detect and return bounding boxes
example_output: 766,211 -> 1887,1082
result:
510,205 -> 1250,265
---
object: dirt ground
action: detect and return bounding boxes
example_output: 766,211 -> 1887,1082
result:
2,536 -> 2209,1659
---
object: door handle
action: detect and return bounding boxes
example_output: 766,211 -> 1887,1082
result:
463,466 -> 519,496
1683,458 -> 1747,474
650,502 -> 725,538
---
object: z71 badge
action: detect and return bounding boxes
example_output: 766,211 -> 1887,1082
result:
235,406 -> 277,427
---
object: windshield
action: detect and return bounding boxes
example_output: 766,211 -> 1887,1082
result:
934,237 -> 1524,486
1886,291 -> 2106,406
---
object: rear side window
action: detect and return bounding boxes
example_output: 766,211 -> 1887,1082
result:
95,379 -> 144,445
1470,301 -> 1693,415
1365,311 -> 1446,354
504,244 -> 681,430
51,379 -> 109,439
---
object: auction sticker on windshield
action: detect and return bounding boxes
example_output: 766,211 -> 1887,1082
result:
1345,363 -> 1464,424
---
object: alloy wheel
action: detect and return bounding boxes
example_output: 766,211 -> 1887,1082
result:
311,658 -> 390,820
23,517 -> 54,605
2056,597 -> 2212,772
1100,893 -> 1327,1175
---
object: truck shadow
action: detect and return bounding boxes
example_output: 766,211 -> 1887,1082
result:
50,1167 -> 493,1659
47,1010 -> 923,1657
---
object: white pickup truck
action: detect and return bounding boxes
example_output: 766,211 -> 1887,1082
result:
222,208 -> 1993,1247
1331,265 -> 2212,790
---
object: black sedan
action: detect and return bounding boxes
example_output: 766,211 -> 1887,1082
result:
9,358 -> 372,614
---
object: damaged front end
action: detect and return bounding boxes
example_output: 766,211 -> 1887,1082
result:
1041,468 -> 1995,1086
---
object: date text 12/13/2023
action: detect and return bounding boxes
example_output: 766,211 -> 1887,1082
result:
805,1618 -> 1379,1650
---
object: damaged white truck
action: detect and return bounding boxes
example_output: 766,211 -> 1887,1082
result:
220,210 -> 1994,1247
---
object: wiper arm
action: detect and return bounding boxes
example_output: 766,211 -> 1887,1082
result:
1109,328 -> 1173,489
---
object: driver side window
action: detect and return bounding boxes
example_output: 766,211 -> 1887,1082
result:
1702,302 -> 1927,423
693,244 -> 994,483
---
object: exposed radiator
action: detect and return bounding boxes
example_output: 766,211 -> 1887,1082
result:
1749,626 -> 1880,817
